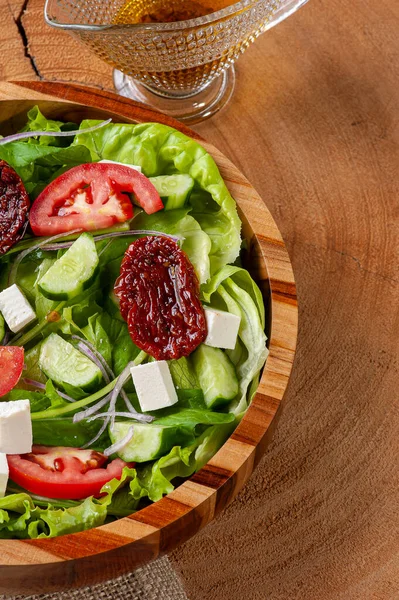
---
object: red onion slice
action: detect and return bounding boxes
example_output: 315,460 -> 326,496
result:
71,335 -> 144,418
72,336 -> 113,383
122,393 -> 139,415
20,378 -> 75,402
81,416 -> 111,450
42,229 -> 182,251
108,363 -> 134,429
73,394 -> 113,423
1,331 -> 11,346
0,119 -> 112,146
87,411 -> 153,423
108,355 -> 153,427
104,425 -> 135,457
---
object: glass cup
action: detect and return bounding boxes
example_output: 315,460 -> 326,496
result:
44,0 -> 308,123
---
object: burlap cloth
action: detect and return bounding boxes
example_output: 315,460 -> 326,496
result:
0,556 -> 188,600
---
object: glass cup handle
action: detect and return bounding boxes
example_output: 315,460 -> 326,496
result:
264,0 -> 309,32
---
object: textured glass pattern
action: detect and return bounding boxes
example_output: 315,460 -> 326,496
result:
46,0 -> 283,93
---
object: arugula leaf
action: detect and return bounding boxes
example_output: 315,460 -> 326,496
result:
168,356 -> 199,390
4,388 -> 50,413
32,417 -> 111,450
112,324 -> 141,376
81,314 -> 112,365
154,408 -> 235,427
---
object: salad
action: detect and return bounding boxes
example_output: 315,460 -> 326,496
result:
0,107 -> 268,539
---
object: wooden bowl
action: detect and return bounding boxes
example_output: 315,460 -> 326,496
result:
0,81 -> 298,596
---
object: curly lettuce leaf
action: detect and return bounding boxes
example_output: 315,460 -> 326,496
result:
19,106 -> 76,148
32,417 -> 111,450
201,265 -> 265,328
202,266 -> 268,414
0,420 -> 237,539
75,121 -> 241,276
0,494 -> 107,539
0,106 -> 91,197
131,420 -> 236,502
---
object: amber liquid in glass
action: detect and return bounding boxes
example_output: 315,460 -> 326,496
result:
113,0 -> 236,24
112,0 -> 241,93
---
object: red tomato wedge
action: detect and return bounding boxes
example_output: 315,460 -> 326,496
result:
29,163 -> 163,236
0,346 -> 24,397
8,445 -> 129,500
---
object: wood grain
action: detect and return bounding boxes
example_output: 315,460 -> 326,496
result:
170,2 -> 399,599
0,0 -> 398,597
0,83 -> 297,595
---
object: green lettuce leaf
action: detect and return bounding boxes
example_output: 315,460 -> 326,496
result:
98,466 -> 141,516
131,420 -> 237,503
19,106 -> 75,147
154,408 -> 235,427
201,264 -> 265,327
202,266 -> 268,414
75,121 -> 241,275
0,107 -> 91,198
0,494 -> 107,539
135,446 -> 194,502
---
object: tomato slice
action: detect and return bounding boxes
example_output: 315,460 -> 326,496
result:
0,346 -> 24,397
29,163 -> 163,236
7,445 -> 129,500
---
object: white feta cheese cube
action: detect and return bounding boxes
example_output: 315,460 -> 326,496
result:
204,307 -> 241,350
130,361 -> 178,412
0,454 -> 9,498
99,159 -> 142,173
0,284 -> 36,333
0,400 -> 32,454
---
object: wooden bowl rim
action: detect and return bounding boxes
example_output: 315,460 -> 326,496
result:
0,82 -> 298,579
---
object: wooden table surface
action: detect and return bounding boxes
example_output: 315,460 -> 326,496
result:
1,0 -> 398,598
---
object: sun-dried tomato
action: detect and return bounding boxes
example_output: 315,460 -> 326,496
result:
0,160 -> 30,255
114,236 -> 207,360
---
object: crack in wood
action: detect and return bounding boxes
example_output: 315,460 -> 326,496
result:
14,0 -> 42,79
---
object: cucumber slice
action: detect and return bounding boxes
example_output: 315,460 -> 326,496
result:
149,174 -> 194,210
38,233 -> 99,300
192,345 -> 239,409
109,421 -> 193,462
39,333 -> 103,391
